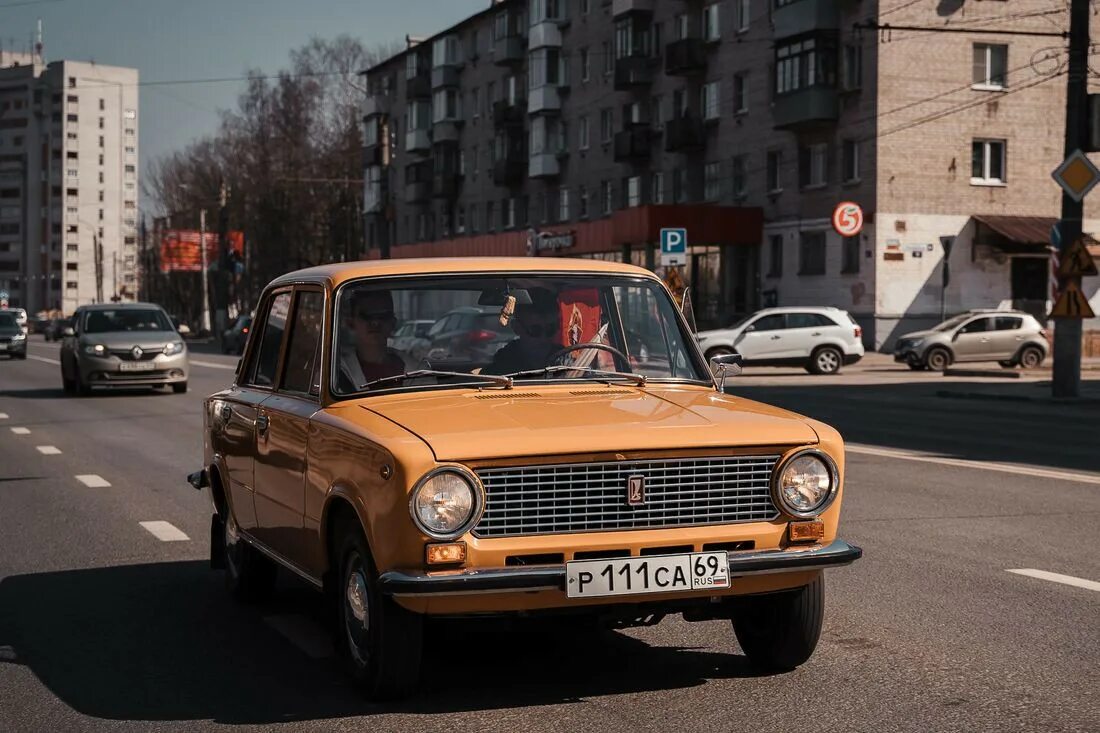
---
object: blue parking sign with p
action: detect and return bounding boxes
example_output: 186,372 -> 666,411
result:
661,228 -> 687,266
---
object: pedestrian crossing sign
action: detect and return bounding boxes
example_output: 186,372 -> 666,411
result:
1058,237 -> 1098,278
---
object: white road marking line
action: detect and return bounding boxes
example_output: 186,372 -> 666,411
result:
10,427 -> 30,435
0,412 -> 8,419
26,354 -> 60,365
75,474 -> 111,488
263,614 -> 334,659
847,443 -> 1100,486
1006,569 -> 1100,593
36,446 -> 61,455
191,360 -> 236,371
139,520 -> 190,542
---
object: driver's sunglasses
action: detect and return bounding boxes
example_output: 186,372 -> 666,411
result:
356,309 -> 395,324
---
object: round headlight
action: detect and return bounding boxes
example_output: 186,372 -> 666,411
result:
410,469 -> 481,538
775,451 -> 837,518
83,344 -> 107,356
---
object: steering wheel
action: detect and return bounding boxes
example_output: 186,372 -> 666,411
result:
548,342 -> 630,366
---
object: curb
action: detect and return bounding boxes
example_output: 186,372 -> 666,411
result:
942,368 -> 1021,379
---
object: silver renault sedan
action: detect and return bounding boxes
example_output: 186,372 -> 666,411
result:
59,303 -> 190,394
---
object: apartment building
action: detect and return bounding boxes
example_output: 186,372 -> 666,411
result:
0,53 -> 139,315
362,0 -> 1099,346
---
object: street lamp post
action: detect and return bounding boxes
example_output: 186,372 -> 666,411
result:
199,208 -> 211,335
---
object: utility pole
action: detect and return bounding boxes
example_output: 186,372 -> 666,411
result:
1053,0 -> 1089,398
199,208 -> 211,335
214,181 -> 230,341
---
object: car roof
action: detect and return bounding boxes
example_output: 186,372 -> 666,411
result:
267,257 -> 659,290
750,306 -> 848,315
75,302 -> 166,312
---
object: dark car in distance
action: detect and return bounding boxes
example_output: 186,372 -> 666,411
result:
222,314 -> 253,355
0,311 -> 27,359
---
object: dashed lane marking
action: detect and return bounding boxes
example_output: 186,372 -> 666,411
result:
1006,569 -> 1100,593
35,446 -> 61,455
847,444 -> 1100,486
139,521 -> 190,542
74,474 -> 111,488
25,354 -> 60,366
0,413 -> 8,419
10,427 -> 30,435
190,360 -> 237,371
263,614 -> 334,659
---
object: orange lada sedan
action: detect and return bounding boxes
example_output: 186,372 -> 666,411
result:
189,258 -> 861,699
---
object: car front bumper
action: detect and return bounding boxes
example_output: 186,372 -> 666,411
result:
378,538 -> 862,597
0,340 -> 27,356
77,352 -> 190,387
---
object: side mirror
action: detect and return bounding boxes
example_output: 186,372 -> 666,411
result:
710,353 -> 743,392
951,330 -> 961,341
744,324 -> 756,333
62,326 -> 75,337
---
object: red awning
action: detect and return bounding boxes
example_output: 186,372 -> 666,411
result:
972,214 -> 1098,249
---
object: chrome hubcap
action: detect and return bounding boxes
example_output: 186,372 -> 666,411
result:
819,352 -> 839,371
346,569 -> 369,627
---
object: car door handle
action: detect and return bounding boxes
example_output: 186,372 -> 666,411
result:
980,337 -> 990,343
255,415 -> 269,435
811,332 -> 821,336
770,335 -> 781,340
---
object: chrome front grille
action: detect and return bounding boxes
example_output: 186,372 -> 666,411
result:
473,455 -> 781,538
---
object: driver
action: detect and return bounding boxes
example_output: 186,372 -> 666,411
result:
484,288 -> 561,375
338,289 -> 406,390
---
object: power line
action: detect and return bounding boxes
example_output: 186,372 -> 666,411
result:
0,0 -> 64,8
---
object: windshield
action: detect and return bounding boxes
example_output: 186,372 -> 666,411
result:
0,314 -> 16,329
82,309 -> 174,334
933,315 -> 970,332
332,275 -> 708,396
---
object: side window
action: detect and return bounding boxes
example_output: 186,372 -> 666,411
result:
994,316 -> 1022,331
428,316 -> 450,337
281,290 -> 324,395
958,318 -> 991,334
787,313 -> 830,329
751,314 -> 786,332
248,292 -> 292,387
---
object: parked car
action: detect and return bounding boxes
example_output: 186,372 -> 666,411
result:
1,307 -> 27,333
222,314 -> 253,355
695,307 -> 865,375
388,319 -> 434,361
59,303 -> 189,395
422,305 -> 515,371
0,311 -> 27,359
893,310 -> 1049,371
189,258 -> 861,700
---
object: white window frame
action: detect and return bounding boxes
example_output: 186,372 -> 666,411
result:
627,176 -> 641,207
805,143 -> 827,188
971,139 -> 1006,185
703,4 -> 721,42
842,139 -> 860,183
767,149 -> 782,193
972,43 -> 1007,91
704,162 -> 721,201
702,81 -> 720,120
558,187 -> 570,221
602,180 -> 613,214
653,172 -> 665,204
736,0 -> 750,33
579,116 -> 590,149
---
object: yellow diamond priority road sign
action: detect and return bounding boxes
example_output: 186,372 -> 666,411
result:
1052,150 -> 1100,202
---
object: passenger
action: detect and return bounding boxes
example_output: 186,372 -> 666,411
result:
485,288 -> 562,375
338,290 -> 406,389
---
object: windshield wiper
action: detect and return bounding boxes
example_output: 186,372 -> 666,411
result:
360,370 -> 513,391
503,364 -> 647,387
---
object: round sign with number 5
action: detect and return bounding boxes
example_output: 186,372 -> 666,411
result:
832,201 -> 864,237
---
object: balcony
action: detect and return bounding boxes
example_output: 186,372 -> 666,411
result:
665,38 -> 707,75
363,144 -> 384,168
493,35 -> 525,65
361,94 -> 390,119
528,22 -> 562,50
774,0 -> 839,39
404,181 -> 430,204
614,56 -> 655,91
772,87 -> 839,131
405,73 -> 431,100
492,158 -> 526,186
493,99 -> 526,128
405,129 -> 431,154
612,0 -> 654,16
432,172 -> 459,199
528,86 -> 562,115
665,116 -> 706,152
528,152 -> 560,179
431,65 -> 460,89
432,119 -> 462,143
613,125 -> 652,162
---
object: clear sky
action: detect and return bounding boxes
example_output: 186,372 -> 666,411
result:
0,0 -> 486,187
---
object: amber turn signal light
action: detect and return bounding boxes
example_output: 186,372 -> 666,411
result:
426,542 -> 467,565
789,520 -> 825,543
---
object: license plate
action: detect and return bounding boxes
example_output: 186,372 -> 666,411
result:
0,344 -> 6,351
118,361 -> 155,372
566,551 -> 729,599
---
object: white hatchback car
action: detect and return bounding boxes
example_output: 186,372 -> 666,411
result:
696,307 -> 866,375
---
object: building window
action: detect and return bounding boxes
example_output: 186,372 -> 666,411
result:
843,44 -> 862,91
673,168 -> 689,203
767,150 -> 782,193
432,88 -> 461,122
558,187 -> 570,221
732,155 -> 747,199
457,207 -> 466,235
733,73 -> 747,114
600,108 -> 613,143
842,139 -> 860,182
124,109 -> 136,120
652,171 -> 665,204
704,162 -> 721,201
601,180 -> 613,214
703,3 -> 721,42
471,88 -> 480,118
603,41 -> 614,75
735,0 -> 750,32
841,236 -> 860,274
626,176 -> 641,207
767,234 -> 783,277
799,143 -> 828,188
582,0 -> 590,14
581,48 -> 590,82
776,36 -> 837,95
701,81 -> 720,120
971,139 -> 1006,184
529,47 -> 564,88
799,231 -> 826,275
432,35 -> 461,68
505,198 -> 516,229
486,202 -> 496,232
470,205 -> 479,233
579,185 -> 589,218
579,116 -> 590,149
972,43 -> 1007,90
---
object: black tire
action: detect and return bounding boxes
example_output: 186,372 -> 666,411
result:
75,367 -> 91,396
808,346 -> 843,375
925,347 -> 951,371
1019,346 -> 1044,369
907,362 -> 926,371
705,345 -> 735,362
998,360 -> 1016,369
172,381 -> 188,394
335,523 -> 423,700
61,365 -> 75,394
14,352 -> 25,360
223,510 -> 276,602
733,574 -> 825,672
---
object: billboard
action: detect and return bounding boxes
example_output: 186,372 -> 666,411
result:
159,230 -> 245,273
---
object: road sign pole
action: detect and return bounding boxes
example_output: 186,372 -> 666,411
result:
1053,0 -> 1089,398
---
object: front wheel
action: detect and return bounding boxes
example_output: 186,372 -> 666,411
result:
1019,346 -> 1044,369
998,360 -> 1016,369
808,346 -> 843,375
732,574 -> 825,671
335,525 -> 422,700
925,347 -> 951,371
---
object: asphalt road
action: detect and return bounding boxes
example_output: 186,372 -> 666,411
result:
1,337 -> 1098,732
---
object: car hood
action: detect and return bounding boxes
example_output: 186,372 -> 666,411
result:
360,385 -> 819,461
897,329 -> 938,341
80,331 -> 180,349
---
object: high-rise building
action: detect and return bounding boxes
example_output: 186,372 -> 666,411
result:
362,0 -> 1098,346
0,53 -> 139,315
